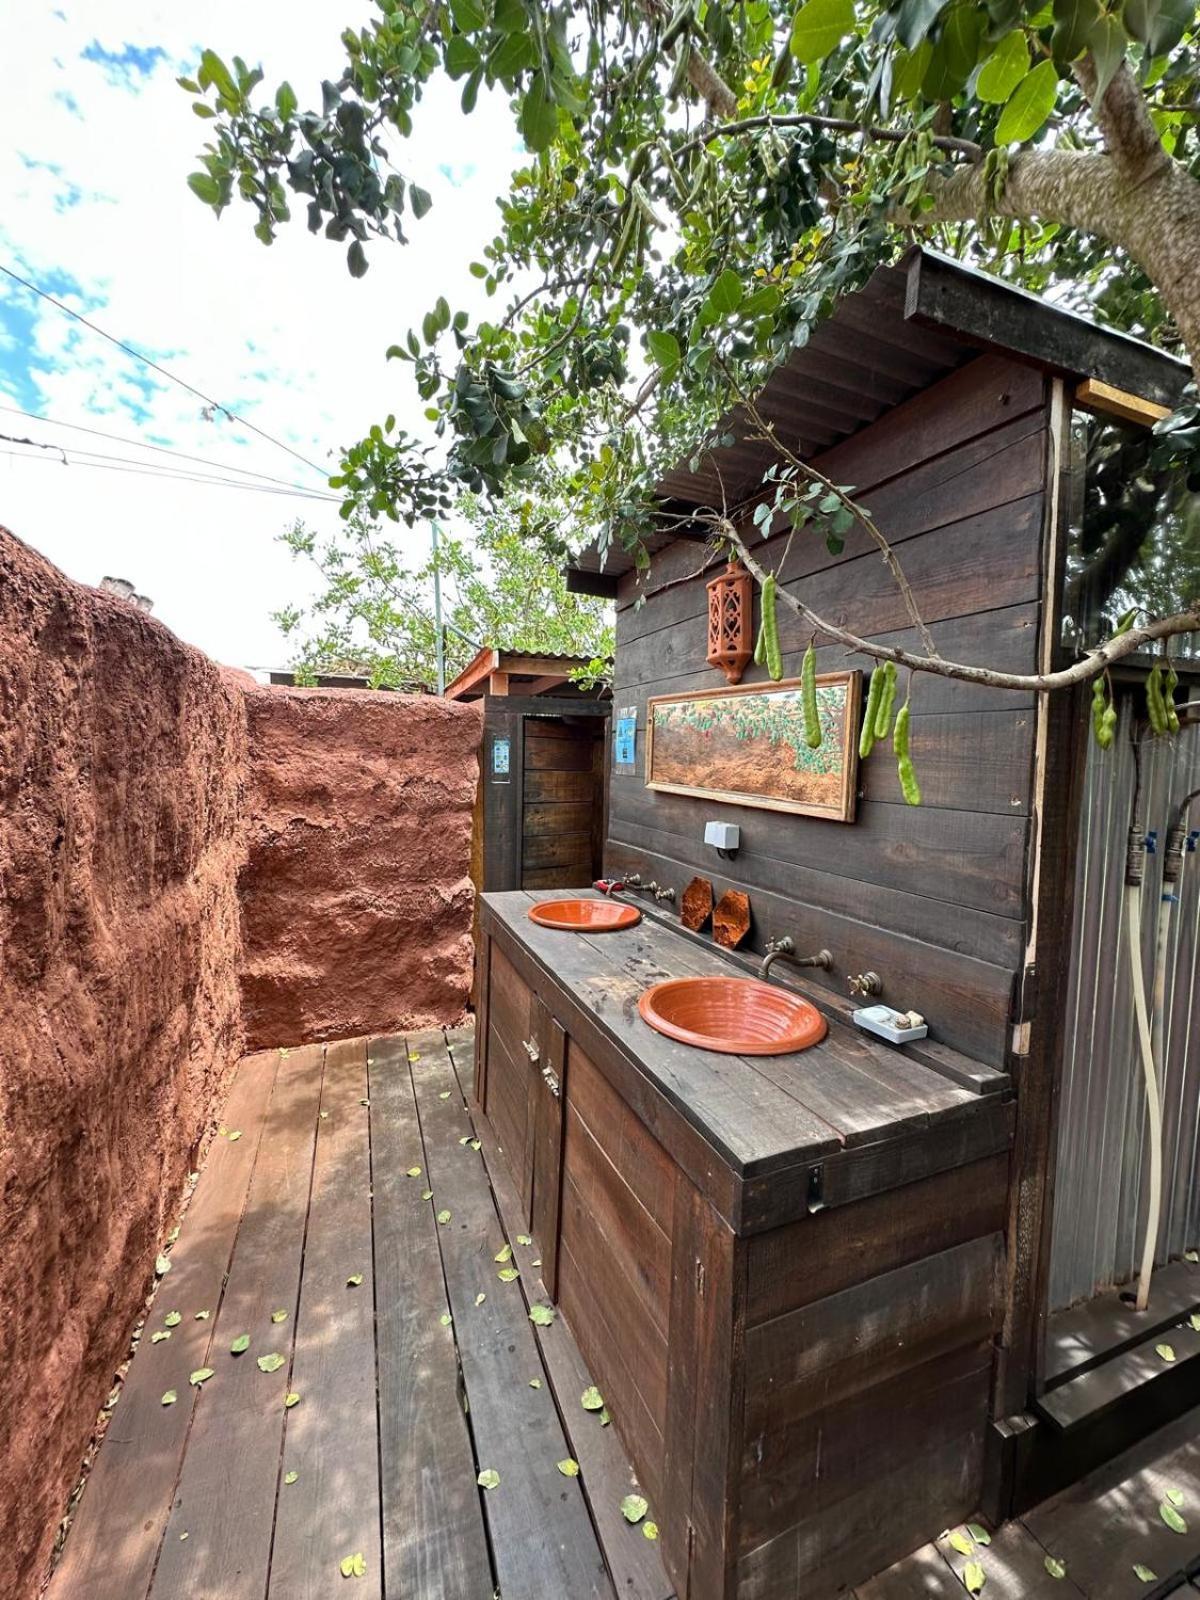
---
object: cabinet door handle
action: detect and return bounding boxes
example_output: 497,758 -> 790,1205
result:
541,1066 -> 561,1099
522,1037 -> 540,1063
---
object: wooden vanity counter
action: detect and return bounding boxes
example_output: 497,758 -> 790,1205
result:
475,888 -> 1015,1600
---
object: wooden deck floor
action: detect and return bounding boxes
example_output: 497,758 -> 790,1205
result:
48,1026 -> 673,1600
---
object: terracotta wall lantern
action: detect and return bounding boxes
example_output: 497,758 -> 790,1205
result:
706,558 -> 752,684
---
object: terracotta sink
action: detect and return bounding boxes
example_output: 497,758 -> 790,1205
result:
638,975 -> 827,1055
528,899 -> 642,932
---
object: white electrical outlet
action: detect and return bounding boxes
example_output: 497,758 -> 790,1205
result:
704,821 -> 740,851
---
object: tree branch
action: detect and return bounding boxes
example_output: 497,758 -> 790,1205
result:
1076,56 -> 1169,184
676,112 -> 983,164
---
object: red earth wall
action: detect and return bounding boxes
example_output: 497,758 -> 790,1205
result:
0,528 -> 482,1598
238,683 -> 482,1048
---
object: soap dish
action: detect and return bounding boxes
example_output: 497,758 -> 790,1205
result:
852,1004 -> 929,1044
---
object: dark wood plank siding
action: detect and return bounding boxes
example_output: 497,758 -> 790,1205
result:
608,354 -> 1051,1064
521,717 -> 605,888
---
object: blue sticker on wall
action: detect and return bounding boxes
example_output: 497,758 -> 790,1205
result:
492,736 -> 511,776
614,708 -> 636,768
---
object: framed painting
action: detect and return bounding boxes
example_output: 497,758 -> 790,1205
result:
644,672 -> 862,822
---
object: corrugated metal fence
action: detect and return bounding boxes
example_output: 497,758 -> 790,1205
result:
1048,698 -> 1200,1312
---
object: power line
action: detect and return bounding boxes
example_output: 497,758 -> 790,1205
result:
0,402 -> 336,495
0,261 -> 330,479
0,442 -> 341,501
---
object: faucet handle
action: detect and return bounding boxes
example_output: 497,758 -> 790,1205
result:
766,935 -> 795,955
848,971 -> 883,998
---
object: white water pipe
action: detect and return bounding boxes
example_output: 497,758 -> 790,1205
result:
1126,885 -> 1164,1313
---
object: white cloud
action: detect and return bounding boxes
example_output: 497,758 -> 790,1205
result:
0,1 -> 522,667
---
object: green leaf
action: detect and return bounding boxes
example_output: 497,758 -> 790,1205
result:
161,1389 -> 178,1406
494,1244 -> 513,1263
152,1330 -> 171,1344
275,81 -> 297,119
257,1352 -> 286,1373
406,1166 -> 422,1177
155,1254 -> 172,1277
1044,1555 -> 1067,1579
422,1189 -> 433,1200
621,1493 -> 648,1524
285,1391 -> 301,1408
227,1130 -> 242,1142
164,1311 -> 182,1328
271,1309 -> 288,1323
1133,1564 -> 1158,1582
962,1560 -> 986,1594
1051,0 -> 1100,60
411,185 -> 433,219
949,1531 -> 975,1556
450,0 -> 487,28
497,1267 -> 519,1282
790,0 -> 855,63
705,269 -> 744,320
230,1334 -> 251,1354
477,1468 -> 500,1489
529,1377 -> 542,1388
347,241 -> 368,279
647,331 -> 681,374
516,1234 -> 532,1247
1166,1487 -> 1184,1506
966,1525 -> 991,1546
1160,1501 -> 1188,1534
474,1292 -> 486,1306
976,32 -> 1029,103
519,73 -> 558,153
339,1551 -> 366,1578
1186,1249 -> 1199,1263
346,1273 -> 364,1287
189,1367 -> 215,1386
995,58 -> 1058,144
1190,1313 -> 1200,1332
284,1470 -> 299,1485
195,1310 -> 210,1321
529,1304 -> 556,1326
439,1312 -> 452,1327
581,1386 -> 605,1412
922,3 -> 984,99
1156,1342 -> 1177,1362
557,1458 -> 580,1476
437,1210 -> 452,1225
186,173 -> 222,206
644,1522 -> 659,1540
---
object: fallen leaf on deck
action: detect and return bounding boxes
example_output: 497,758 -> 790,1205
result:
152,1331 -> 171,1344
155,1255 -> 171,1277
179,1531 -> 188,1540
437,1210 -> 452,1225
517,1234 -> 532,1247
161,1389 -> 177,1406
359,1098 -> 370,1107
189,1368 -> 215,1386
271,1310 -> 288,1323
529,1304 -> 555,1326
320,1111 -> 329,1120
498,1267 -> 519,1283
230,1334 -> 250,1355
1044,1556 -> 1066,1579
1190,1313 -> 1200,1332
966,1524 -> 991,1546
1160,1502 -> 1187,1534
257,1353 -> 286,1374
228,1130 -> 242,1141
410,1053 -> 421,1062
1133,1564 -> 1158,1582
599,1408 -> 611,1426
421,1189 -> 433,1200
644,1523 -> 659,1541
477,1469 -> 500,1490
339,1551 -> 366,1578
1166,1487 -> 1184,1506
581,1387 -> 604,1412
1156,1343 -> 1177,1362
557,1459 -> 580,1477
1186,1250 -> 1199,1263
470,1139 -> 481,1151
475,1293 -> 486,1306
168,1227 -> 180,1243
621,1494 -> 648,1524
440,1313 -> 452,1327
529,1378 -> 542,1389
195,1310 -> 210,1321
948,1531 -> 974,1557
494,1245 -> 513,1263
407,1167 -> 422,1178
962,1560 -> 985,1594
438,1091 -> 451,1100
532,1258 -> 542,1268
164,1311 -> 182,1327
284,1470 -> 298,1484
347,1274 -> 363,1287
285,1392 -> 300,1408
459,1136 -> 471,1146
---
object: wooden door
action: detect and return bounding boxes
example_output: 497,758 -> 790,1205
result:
529,1013 -> 566,1298
521,717 -> 605,889
481,940 -> 540,1221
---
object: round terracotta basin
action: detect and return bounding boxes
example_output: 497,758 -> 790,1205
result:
528,899 -> 642,932
638,976 -> 827,1055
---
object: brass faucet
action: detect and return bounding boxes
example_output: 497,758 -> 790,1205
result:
759,937 -> 833,982
848,971 -> 883,998
654,884 -> 675,903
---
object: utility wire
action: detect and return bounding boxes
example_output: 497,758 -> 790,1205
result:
0,261 -> 330,478
0,402 -> 335,495
0,443 -> 340,501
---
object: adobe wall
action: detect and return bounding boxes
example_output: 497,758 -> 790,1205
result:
0,528 -> 481,1598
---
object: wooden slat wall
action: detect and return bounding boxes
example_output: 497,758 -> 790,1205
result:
608,353 -> 1051,1065
522,718 -> 604,889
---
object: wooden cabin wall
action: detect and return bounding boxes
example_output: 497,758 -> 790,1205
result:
607,352 -> 1054,1068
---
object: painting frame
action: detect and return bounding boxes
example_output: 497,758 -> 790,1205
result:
644,671 -> 862,823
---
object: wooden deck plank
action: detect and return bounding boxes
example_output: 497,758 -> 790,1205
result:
445,1028 -> 676,1600
853,1542 -> 962,1599
268,1038 -> 382,1599
147,1044 -> 325,1600
1021,1406 -> 1200,1600
410,1027 -> 616,1600
935,1521 -> 1087,1599
47,1049 -> 283,1600
370,1031 -> 494,1600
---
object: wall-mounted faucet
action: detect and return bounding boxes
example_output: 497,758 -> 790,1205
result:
759,937 -> 833,982
653,884 -> 675,903
848,971 -> 883,998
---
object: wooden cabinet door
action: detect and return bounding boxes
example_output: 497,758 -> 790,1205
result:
530,1010 -> 566,1299
482,940 -> 540,1220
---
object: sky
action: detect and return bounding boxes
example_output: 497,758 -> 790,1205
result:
0,3 -> 521,668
